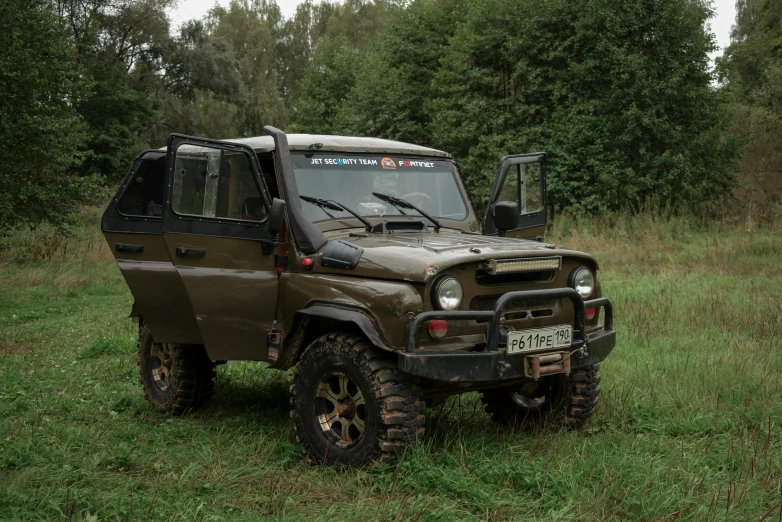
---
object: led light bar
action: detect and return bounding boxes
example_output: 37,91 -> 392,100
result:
485,256 -> 561,275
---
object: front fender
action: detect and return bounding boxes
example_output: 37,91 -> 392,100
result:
297,303 -> 396,351
272,273 -> 423,369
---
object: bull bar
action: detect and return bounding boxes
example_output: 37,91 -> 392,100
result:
398,288 -> 615,382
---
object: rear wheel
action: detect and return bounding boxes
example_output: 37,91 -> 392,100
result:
290,333 -> 425,466
481,364 -> 601,429
138,323 -> 216,415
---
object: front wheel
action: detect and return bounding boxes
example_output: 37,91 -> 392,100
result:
290,333 -> 425,466
481,364 -> 601,429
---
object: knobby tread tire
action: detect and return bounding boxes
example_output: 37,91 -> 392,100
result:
290,332 -> 425,466
481,364 -> 601,429
563,364 -> 601,428
137,322 -> 216,415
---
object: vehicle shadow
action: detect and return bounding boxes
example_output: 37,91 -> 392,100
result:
199,366 -> 293,421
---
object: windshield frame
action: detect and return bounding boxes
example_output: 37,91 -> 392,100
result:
290,152 -> 473,229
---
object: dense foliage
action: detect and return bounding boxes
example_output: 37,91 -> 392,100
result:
1,0 -> 775,230
718,0 -> 782,209
0,0 -> 100,230
303,0 -> 738,213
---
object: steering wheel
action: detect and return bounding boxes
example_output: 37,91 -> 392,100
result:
401,192 -> 435,211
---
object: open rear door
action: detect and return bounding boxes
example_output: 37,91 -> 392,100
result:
482,153 -> 547,239
161,134 -> 279,361
102,150 -> 202,344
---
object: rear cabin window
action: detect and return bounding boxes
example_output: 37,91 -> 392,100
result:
117,156 -> 165,217
172,145 -> 267,221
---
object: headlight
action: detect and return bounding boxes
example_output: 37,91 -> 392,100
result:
434,277 -> 463,310
572,267 -> 595,298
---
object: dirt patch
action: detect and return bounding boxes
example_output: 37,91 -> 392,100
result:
0,342 -> 34,355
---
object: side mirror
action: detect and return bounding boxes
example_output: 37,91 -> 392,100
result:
493,201 -> 519,237
262,199 -> 286,255
269,198 -> 286,236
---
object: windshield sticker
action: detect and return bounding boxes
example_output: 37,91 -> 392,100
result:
381,157 -> 397,169
399,160 -> 435,168
310,157 -> 379,166
294,153 -> 450,171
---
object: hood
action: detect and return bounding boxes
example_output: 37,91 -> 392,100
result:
316,229 -> 597,283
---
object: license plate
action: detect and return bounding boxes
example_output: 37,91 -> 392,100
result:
506,325 -> 572,354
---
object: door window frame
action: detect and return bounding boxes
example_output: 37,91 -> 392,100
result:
483,153 -> 547,235
162,135 -> 273,240
102,150 -> 167,234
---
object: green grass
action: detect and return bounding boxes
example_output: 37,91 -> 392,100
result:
1,207 -> 781,521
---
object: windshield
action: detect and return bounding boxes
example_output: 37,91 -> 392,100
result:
291,153 -> 467,223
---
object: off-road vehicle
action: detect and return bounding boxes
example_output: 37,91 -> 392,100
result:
102,127 -> 615,465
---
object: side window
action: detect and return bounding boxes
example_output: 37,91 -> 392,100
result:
497,162 -> 543,215
172,145 -> 267,221
256,153 -> 279,200
117,156 -> 165,217
520,163 -> 543,214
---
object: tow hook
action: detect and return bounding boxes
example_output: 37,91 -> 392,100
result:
497,361 -> 511,376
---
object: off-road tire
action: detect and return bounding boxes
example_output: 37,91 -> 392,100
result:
290,333 -> 425,466
481,364 -> 601,429
138,323 -> 216,415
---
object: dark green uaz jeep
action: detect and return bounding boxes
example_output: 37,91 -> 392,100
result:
102,127 -> 616,465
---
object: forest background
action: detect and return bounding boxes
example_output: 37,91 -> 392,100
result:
1,0 -> 780,232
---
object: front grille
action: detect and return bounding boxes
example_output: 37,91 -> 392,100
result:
469,295 -> 557,312
475,269 -> 555,285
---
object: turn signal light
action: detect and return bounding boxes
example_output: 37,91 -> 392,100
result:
428,320 -> 448,339
585,307 -> 596,320
301,257 -> 313,269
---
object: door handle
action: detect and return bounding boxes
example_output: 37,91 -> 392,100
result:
115,243 -> 144,252
175,247 -> 206,257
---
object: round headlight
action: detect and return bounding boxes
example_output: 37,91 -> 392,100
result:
434,277 -> 463,310
573,268 -> 595,298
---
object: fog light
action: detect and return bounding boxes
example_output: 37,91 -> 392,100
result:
585,308 -> 596,320
428,320 -> 448,339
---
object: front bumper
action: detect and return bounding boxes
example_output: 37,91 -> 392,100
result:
398,288 -> 615,382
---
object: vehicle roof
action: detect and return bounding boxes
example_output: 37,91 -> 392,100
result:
165,134 -> 452,158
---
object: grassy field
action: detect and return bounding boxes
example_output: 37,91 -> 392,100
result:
1,207 -> 781,521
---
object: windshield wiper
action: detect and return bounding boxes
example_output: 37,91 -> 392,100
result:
372,192 -> 442,231
300,195 -> 372,231
300,195 -> 340,218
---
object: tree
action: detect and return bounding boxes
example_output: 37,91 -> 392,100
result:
206,0 -> 290,134
53,0 -> 174,177
428,0 -> 738,213
717,0 -> 782,209
289,0 -> 402,129
305,0 -> 738,214
291,35 -> 363,134
140,20 -> 247,144
0,0 -> 99,230
336,0 -> 464,143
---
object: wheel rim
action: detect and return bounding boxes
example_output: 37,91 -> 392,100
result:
510,378 -> 551,409
510,393 -> 546,409
150,343 -> 172,391
315,371 -> 366,449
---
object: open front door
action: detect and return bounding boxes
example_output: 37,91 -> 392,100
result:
162,134 -> 278,362
482,153 -> 547,239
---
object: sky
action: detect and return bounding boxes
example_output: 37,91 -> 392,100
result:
168,0 -> 320,26
169,0 -> 738,60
